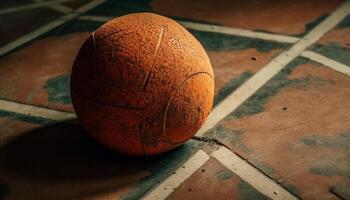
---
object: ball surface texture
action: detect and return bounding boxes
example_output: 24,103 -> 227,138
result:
70,13 -> 214,155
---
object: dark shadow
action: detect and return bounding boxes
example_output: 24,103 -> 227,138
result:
0,120 -> 179,199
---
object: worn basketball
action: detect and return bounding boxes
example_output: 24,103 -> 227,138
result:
70,13 -> 214,155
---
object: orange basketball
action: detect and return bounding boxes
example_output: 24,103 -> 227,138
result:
70,13 -> 214,155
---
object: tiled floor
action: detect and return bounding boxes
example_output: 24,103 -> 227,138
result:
0,0 -> 350,199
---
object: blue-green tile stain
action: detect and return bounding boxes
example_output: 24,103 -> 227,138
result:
0,183 -> 8,200
338,15 -> 350,28
189,30 -> 290,52
301,14 -> 328,37
216,169 -> 235,180
0,110 -> 54,125
301,130 -> 350,177
44,74 -> 71,105
253,14 -> 327,37
228,57 -> 325,119
206,125 -> 251,154
120,140 -> 203,200
214,71 -> 253,107
238,180 -> 271,200
302,131 -> 350,148
311,44 -> 350,66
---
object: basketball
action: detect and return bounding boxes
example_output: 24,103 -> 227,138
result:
70,13 -> 214,155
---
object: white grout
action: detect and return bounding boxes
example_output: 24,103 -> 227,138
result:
178,21 -> 300,43
141,150 -> 210,200
212,147 -> 297,200
0,0 -> 106,57
0,13 -> 76,57
78,15 -> 113,22
32,0 -> 73,14
140,1 -> 350,199
0,0 -> 73,15
0,99 -> 76,121
0,1 -> 349,199
196,0 -> 350,136
46,4 -> 73,13
78,15 -> 300,43
301,50 -> 350,77
74,0 -> 105,13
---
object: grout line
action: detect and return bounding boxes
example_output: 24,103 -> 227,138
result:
0,0 -> 73,15
141,150 -> 210,200
45,4 -> 73,13
140,1 -> 350,199
0,15 -> 75,56
78,15 -> 300,44
0,1 -> 348,199
0,99 -> 76,121
212,147 -> 298,200
32,0 -> 73,14
301,50 -> 350,77
0,0 -> 106,57
178,20 -> 300,43
74,0 -> 105,13
78,15 -> 113,22
196,0 -> 350,136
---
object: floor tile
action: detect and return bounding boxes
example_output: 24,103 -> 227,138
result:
208,57 -> 350,199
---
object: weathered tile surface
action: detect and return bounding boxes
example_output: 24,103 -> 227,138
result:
0,8 -> 61,47
208,58 -> 350,199
1,1 -> 350,199
87,0 -> 343,36
151,0 -> 343,35
312,15 -> 350,66
0,33 -> 89,112
167,158 -> 270,200
0,19 -> 288,111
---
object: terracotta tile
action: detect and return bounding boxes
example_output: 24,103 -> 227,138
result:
0,32 -> 90,112
187,30 -> 288,105
0,8 -> 62,47
318,28 -> 350,49
318,15 -> 350,48
151,0 -> 343,35
208,58 -> 350,199
86,0 -> 342,36
0,22 -> 288,110
168,158 -> 269,200
209,48 -> 283,106
312,15 -> 350,65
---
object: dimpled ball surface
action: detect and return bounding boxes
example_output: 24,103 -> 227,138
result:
70,13 -> 214,155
